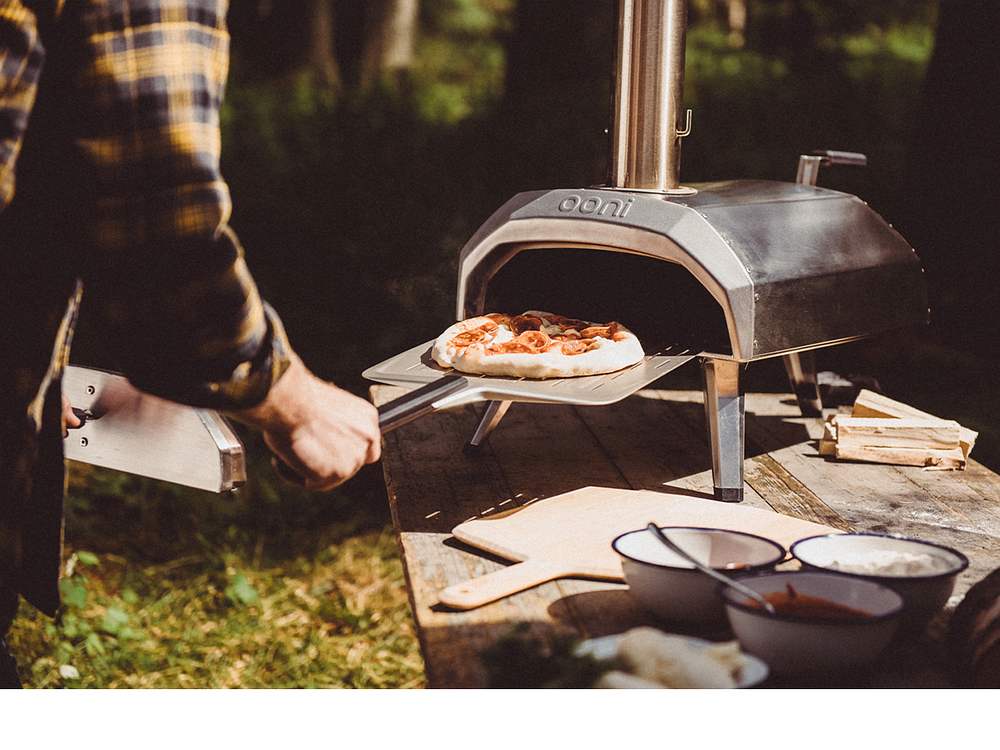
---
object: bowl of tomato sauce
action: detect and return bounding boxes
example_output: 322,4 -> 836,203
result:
720,571 -> 904,675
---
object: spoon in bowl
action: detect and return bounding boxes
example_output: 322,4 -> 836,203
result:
646,522 -> 777,615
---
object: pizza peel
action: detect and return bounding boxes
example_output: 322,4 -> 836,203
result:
366,340 -> 695,433
438,486 -> 839,610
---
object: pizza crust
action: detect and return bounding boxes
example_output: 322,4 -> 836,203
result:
432,310 -> 645,379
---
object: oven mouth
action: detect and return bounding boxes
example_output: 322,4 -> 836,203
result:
480,245 -> 733,357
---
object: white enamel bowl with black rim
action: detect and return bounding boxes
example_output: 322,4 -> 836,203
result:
612,527 -> 786,627
790,532 -> 969,630
721,571 -> 904,675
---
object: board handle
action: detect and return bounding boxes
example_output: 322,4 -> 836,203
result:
438,559 -> 565,610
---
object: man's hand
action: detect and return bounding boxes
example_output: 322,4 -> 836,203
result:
230,354 -> 381,491
61,392 -> 82,437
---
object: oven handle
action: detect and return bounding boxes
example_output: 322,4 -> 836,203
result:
378,375 -> 469,434
812,149 -> 867,168
796,149 -> 867,186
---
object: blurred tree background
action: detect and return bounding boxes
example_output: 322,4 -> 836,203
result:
13,0 -> 1000,687
218,0 -> 951,386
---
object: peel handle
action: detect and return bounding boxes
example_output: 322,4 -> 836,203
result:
378,375 -> 468,433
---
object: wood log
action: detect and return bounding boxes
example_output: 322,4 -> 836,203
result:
818,415 -> 838,456
833,443 -> 965,470
820,412 -> 967,468
835,417 -> 961,452
852,389 -> 978,459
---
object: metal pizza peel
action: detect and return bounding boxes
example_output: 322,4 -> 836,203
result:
365,339 -> 696,434
62,365 -> 245,492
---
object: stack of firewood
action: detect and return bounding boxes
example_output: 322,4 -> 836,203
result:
819,389 -> 977,470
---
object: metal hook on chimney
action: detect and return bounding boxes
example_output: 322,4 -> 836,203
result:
676,108 -> 693,138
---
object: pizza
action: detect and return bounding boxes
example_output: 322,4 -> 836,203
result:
431,310 -> 645,379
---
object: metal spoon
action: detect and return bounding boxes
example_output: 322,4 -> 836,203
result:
646,523 -> 777,615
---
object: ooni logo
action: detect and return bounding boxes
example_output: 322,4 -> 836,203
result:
556,194 -> 635,219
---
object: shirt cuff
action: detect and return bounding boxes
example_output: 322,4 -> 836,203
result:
132,301 -> 293,411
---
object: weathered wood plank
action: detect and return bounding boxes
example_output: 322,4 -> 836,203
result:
736,391 -> 1000,603
569,390 -> 769,507
376,387 -> 581,687
373,384 -> 1000,688
743,454 -> 852,531
610,389 -> 854,530
374,385 -> 651,686
397,532 -> 576,687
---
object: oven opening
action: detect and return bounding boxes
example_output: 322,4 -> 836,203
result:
483,247 -> 732,356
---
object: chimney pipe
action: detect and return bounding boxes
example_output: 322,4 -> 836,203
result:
610,0 -> 693,194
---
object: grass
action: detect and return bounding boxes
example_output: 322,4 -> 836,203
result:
7,456 -> 425,689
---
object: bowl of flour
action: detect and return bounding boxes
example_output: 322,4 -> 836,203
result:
790,532 -> 968,631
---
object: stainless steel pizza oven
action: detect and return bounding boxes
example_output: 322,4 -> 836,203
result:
449,0 -> 927,501
367,0 -> 926,502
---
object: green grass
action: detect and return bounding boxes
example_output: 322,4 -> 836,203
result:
8,459 -> 425,689
9,528 -> 423,688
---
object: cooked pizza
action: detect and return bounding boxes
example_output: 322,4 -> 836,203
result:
431,310 -> 645,379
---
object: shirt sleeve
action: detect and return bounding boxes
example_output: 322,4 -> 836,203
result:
59,0 -> 291,409
0,1 -> 44,210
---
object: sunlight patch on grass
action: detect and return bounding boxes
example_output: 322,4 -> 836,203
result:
9,529 -> 424,688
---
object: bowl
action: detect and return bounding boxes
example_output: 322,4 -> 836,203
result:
612,526 -> 786,626
791,532 -> 969,630
721,571 -> 904,675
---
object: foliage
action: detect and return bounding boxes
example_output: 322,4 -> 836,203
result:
218,0 -> 940,386
412,0 -> 514,123
683,19 -> 934,213
218,80 -> 499,388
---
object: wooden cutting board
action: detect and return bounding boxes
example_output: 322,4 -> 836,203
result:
439,486 -> 839,610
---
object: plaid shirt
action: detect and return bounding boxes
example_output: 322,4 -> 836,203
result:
0,0 -> 290,614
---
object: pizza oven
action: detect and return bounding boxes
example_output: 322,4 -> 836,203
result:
367,0 -> 927,503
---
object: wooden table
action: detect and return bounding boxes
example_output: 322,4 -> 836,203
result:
372,385 -> 1000,688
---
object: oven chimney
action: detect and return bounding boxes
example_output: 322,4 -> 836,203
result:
610,0 -> 693,194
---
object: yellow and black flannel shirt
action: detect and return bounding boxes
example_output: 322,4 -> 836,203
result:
0,0 -> 291,615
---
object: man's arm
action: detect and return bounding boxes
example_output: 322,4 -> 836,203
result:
64,0 -> 282,408
0,0 -> 43,211
59,0 -> 378,485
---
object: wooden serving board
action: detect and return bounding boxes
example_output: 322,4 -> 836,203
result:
439,486 -> 838,610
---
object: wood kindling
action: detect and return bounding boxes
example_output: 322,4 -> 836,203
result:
819,390 -> 976,470
852,389 -> 978,459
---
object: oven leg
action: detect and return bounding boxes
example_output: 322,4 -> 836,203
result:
782,351 -> 823,417
466,400 -> 512,451
701,358 -> 744,503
